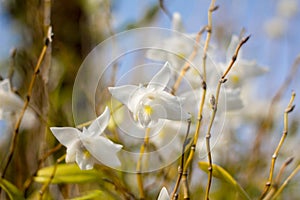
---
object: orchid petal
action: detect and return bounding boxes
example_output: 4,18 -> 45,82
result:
157,187 -> 170,200
108,85 -> 138,112
20,109 -> 36,130
146,48 -> 168,62
88,106 -> 110,136
76,149 -> 95,170
129,86 -> 148,117
0,79 -> 11,92
50,127 -> 80,148
65,140 -> 81,163
151,91 -> 190,121
82,136 -> 122,167
147,62 -> 171,91
225,88 -> 244,111
237,60 -> 268,77
172,12 -> 184,32
0,91 -> 24,112
226,35 -> 240,63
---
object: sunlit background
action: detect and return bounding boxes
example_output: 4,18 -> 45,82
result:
0,0 -> 300,199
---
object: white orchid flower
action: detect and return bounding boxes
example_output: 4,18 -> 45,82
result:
0,79 -> 24,112
172,12 -> 184,32
50,107 -> 122,170
157,187 -> 170,200
146,12 -> 216,89
222,35 -> 268,88
222,87 -> 244,111
277,0 -> 298,19
264,17 -> 287,39
146,12 -> 191,71
0,78 -> 36,129
108,62 -> 190,128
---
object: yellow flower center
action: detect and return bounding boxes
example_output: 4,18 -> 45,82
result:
143,105 -> 153,116
83,150 -> 91,159
230,74 -> 240,84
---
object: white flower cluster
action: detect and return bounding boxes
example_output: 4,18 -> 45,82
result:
143,12 -> 268,162
50,62 -> 192,170
109,62 -> 190,128
49,12 -> 268,173
0,13 -> 268,177
51,107 -> 122,170
264,0 -> 299,39
0,79 -> 36,145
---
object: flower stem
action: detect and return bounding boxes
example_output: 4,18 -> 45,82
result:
203,34 -> 250,200
263,157 -> 294,200
1,27 -> 52,179
23,144 -> 62,196
177,1 -> 217,199
271,163 -> 300,200
248,56 -> 300,181
172,1 -> 218,198
171,119 -> 191,199
38,154 -> 65,200
171,26 -> 206,95
136,128 -> 151,199
260,92 -> 296,199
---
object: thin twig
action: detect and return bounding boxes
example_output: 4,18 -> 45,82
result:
102,178 -> 136,200
173,1 -> 218,198
1,27 -> 53,178
183,1 -> 219,171
274,157 -> 294,188
171,26 -> 207,95
23,144 -> 62,196
181,0 -> 218,181
271,164 -> 300,200
260,92 -> 296,199
136,128 -> 151,200
8,48 -> 17,85
221,35 -> 250,79
180,81 -> 206,196
102,0 -> 119,87
203,35 -> 250,200
182,171 -> 190,200
171,119 -> 191,199
100,163 -> 137,200
250,55 -> 300,172
202,3 -> 218,82
271,56 -> 300,105
38,154 -> 65,200
263,157 -> 294,200
159,0 -> 172,19
76,104 -> 123,129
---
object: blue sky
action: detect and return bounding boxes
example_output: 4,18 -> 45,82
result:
0,0 -> 299,96
0,5 -> 19,60
1,0 -> 299,67
110,0 -> 300,97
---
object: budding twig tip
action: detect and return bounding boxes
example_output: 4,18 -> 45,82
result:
288,105 -> 296,113
285,157 -> 294,166
210,5 -> 219,12
10,48 -> 17,57
246,34 -> 251,40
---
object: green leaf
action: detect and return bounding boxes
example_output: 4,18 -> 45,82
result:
198,161 -> 251,200
71,190 -> 114,200
0,178 -> 25,200
34,163 -> 102,184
